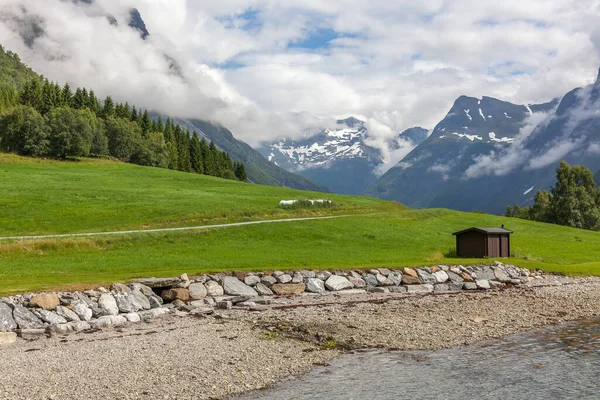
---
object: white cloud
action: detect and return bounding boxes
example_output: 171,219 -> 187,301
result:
0,0 -> 599,152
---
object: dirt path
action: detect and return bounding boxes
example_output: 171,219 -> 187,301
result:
0,215 -> 352,241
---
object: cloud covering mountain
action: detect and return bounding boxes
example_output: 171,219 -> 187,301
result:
1,0 -> 600,157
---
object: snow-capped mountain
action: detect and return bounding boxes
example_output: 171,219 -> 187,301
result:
257,118 -> 428,194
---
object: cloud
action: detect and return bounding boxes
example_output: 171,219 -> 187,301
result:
0,0 -> 599,152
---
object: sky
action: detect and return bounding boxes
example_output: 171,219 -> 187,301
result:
1,0 -> 600,171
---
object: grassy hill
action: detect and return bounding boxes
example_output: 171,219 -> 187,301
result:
1,154 -> 600,295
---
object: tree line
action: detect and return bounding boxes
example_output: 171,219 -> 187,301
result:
505,162 -> 600,230
0,77 -> 246,181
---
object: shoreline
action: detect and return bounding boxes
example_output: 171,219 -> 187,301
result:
1,275 -> 600,399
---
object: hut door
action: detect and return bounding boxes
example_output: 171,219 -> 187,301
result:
487,235 -> 500,257
500,235 -> 509,257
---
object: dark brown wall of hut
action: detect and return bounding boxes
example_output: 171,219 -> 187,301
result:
456,231 -> 486,258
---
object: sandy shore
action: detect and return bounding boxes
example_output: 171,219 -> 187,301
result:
2,275 -> 600,399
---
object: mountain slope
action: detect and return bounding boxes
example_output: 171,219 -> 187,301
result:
258,117 -> 428,194
173,119 -> 328,191
365,95 -> 559,212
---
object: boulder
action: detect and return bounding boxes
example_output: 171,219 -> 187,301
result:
479,266 -> 496,280
188,283 -> 208,300
432,270 -> 449,283
122,313 -> 141,323
130,283 -> 155,296
0,332 -> 17,345
0,302 -> 17,331
38,310 -> 67,325
132,277 -> 181,288
347,277 -> 366,288
233,271 -> 247,281
55,306 -> 81,322
69,321 -> 91,332
98,293 -> 119,316
138,307 -> 170,320
461,272 -> 474,282
363,274 -> 378,287
222,277 -> 258,297
305,278 -> 326,293
405,284 -> 434,294
401,275 -> 420,285
277,274 -> 293,284
434,284 -> 450,292
130,290 -> 151,310
416,269 -> 436,284
376,274 -> 395,286
13,305 -> 44,329
447,271 -> 464,284
243,276 -> 261,286
402,267 -> 418,278
114,294 -> 136,313
110,283 -> 132,294
299,270 -> 316,278
271,283 -> 305,295
254,283 -> 274,296
489,281 -> 505,290
260,276 -> 278,287
494,269 -> 512,283
463,282 -> 478,290
447,283 -> 464,291
29,293 -> 60,310
325,276 -> 354,291
217,301 -> 232,310
160,288 -> 190,302
292,273 -> 304,284
205,281 -> 224,297
476,280 -> 491,290
378,268 -> 391,276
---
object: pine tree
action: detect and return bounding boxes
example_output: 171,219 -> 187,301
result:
72,88 -> 85,109
234,161 -> 247,181
130,106 -> 138,122
61,83 -> 73,106
189,133 -> 204,174
102,96 -> 114,118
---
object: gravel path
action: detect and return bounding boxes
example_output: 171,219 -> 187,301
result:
2,275 -> 600,399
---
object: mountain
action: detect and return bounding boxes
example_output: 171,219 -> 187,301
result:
257,117 -> 428,194
172,119 -> 327,192
365,95 -> 559,212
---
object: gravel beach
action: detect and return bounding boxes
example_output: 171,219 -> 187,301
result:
2,275 -> 600,400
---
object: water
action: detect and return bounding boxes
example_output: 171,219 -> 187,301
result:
238,318 -> 600,400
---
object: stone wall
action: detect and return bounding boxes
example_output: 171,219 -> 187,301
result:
0,262 -> 537,344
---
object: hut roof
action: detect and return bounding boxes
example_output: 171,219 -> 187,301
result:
452,227 -> 513,236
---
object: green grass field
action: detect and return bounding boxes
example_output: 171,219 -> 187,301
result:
1,154 -> 600,295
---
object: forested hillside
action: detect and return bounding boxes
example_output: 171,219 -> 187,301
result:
0,45 -> 246,181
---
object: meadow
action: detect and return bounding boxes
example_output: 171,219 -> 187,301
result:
1,154 -> 599,295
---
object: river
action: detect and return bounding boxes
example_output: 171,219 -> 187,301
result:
237,317 -> 600,399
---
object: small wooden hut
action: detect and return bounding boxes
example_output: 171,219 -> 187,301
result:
452,227 -> 512,258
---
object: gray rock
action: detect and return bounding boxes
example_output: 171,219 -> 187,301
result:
350,271 -> 363,280
205,280 -> 225,297
494,269 -> 512,283
520,277 -> 530,284
56,306 -> 80,322
131,277 -> 181,288
325,276 -> 354,291
0,303 -> 17,331
114,294 -> 135,314
376,274 -> 395,286
434,284 -> 450,292
47,323 -> 74,335
363,274 -> 378,287
18,329 -> 46,340
447,283 -> 464,291
222,277 -> 258,297
378,268 -> 391,276
70,321 -> 91,331
315,273 -> 327,281
405,284 -> 434,293
71,302 -> 93,322
272,271 -> 284,278
110,283 -> 132,295
129,283 -> 155,296
439,265 -> 450,271
122,313 -> 141,323
243,276 -> 261,286
0,331 -> 17,345
321,271 -> 333,279
13,305 -> 44,329
447,271 -> 464,284
292,273 -> 304,284
347,277 -> 366,288
476,280 -> 491,290
433,270 -> 449,283
148,295 -> 163,309
277,274 -> 293,284
188,283 -> 208,300
260,276 -> 278,287
388,274 -> 402,286
367,286 -> 389,293
138,307 -> 170,320
217,301 -> 232,310
463,282 -> 478,290
305,278 -> 326,293
416,269 -> 436,284
389,286 -> 407,293
38,310 -> 67,325
254,283 -> 274,296
130,290 -> 151,310
299,270 -> 315,278
478,267 -> 496,280
489,281 -> 505,290
98,293 -> 119,316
